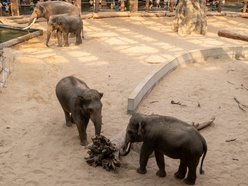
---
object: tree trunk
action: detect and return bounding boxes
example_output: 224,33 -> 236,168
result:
129,0 -> 138,12
218,30 -> 248,42
94,0 -> 100,12
120,0 -> 125,11
10,0 -> 19,16
243,0 -> 247,13
75,0 -> 82,12
172,0 -> 207,36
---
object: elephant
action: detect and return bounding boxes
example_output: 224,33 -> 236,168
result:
120,113 -> 207,185
23,1 -> 80,30
46,14 -> 84,47
55,76 -> 103,146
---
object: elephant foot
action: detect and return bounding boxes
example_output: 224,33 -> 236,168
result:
80,140 -> 88,146
156,170 -> 166,177
136,167 -> 147,174
174,171 -> 186,179
64,43 -> 69,47
75,41 -> 82,45
46,43 -> 49,47
57,44 -> 62,47
184,178 -> 196,185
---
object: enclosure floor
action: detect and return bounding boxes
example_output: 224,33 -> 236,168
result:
0,16 -> 247,186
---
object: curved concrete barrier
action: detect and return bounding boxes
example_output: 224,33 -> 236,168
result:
127,46 -> 248,113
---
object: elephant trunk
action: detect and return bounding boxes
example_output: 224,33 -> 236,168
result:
90,111 -> 102,136
119,138 -> 131,156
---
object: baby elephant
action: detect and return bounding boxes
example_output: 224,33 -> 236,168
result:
46,14 -> 84,47
56,76 -> 103,146
120,113 -> 207,185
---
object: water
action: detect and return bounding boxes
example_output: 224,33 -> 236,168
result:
0,28 -> 29,43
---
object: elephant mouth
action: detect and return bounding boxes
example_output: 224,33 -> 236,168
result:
119,142 -> 131,156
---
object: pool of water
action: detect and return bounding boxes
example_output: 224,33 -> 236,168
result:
0,25 -> 43,49
0,28 -> 32,43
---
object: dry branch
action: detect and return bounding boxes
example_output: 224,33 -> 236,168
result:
192,117 -> 215,131
171,100 -> 187,107
225,138 -> 237,142
241,84 -> 248,91
218,30 -> 248,42
85,135 -> 120,171
233,97 -> 248,112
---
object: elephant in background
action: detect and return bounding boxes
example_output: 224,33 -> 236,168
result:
120,113 -> 207,185
24,1 -> 80,29
46,14 -> 84,47
56,76 -> 103,146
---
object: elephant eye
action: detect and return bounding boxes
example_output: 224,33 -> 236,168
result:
88,108 -> 93,113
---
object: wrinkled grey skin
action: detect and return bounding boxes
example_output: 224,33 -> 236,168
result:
56,76 -> 103,146
120,113 -> 207,185
46,14 -> 84,47
28,1 -> 80,26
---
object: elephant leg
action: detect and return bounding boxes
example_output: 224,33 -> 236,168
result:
46,24 -> 53,47
184,158 -> 200,185
84,117 -> 90,130
154,150 -> 166,177
175,159 -> 187,179
137,143 -> 153,175
71,115 -> 74,124
64,110 -> 73,127
75,32 -> 82,45
74,115 -> 88,146
63,33 -> 69,47
57,31 -> 63,47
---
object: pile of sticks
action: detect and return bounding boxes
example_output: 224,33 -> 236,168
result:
85,135 -> 120,171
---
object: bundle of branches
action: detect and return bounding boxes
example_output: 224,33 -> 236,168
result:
85,135 -> 120,171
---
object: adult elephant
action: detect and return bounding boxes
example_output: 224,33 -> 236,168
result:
23,1 -> 80,30
120,113 -> 207,185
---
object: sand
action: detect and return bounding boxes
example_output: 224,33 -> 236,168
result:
0,16 -> 248,186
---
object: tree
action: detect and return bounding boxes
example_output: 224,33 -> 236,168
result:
10,0 -> 19,16
172,0 -> 207,36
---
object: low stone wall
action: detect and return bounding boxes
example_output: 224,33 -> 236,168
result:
0,48 -> 16,90
127,46 -> 248,113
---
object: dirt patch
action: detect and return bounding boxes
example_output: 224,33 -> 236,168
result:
0,16 -> 247,186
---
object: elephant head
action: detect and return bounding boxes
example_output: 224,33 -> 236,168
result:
48,15 -> 62,29
76,89 -> 103,136
120,113 -> 146,156
24,4 -> 46,30
46,15 -> 64,47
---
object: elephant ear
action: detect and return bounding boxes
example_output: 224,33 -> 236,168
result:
37,4 -> 46,16
77,95 -> 90,105
137,121 -> 145,137
99,92 -> 103,99
56,17 -> 63,26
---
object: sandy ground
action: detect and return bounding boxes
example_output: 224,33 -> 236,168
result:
0,16 -> 248,186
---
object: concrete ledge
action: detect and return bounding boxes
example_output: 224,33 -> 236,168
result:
127,46 -> 248,113
81,11 -> 248,19
0,48 -> 16,90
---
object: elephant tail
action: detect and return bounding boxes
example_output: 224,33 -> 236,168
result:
199,139 -> 207,175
